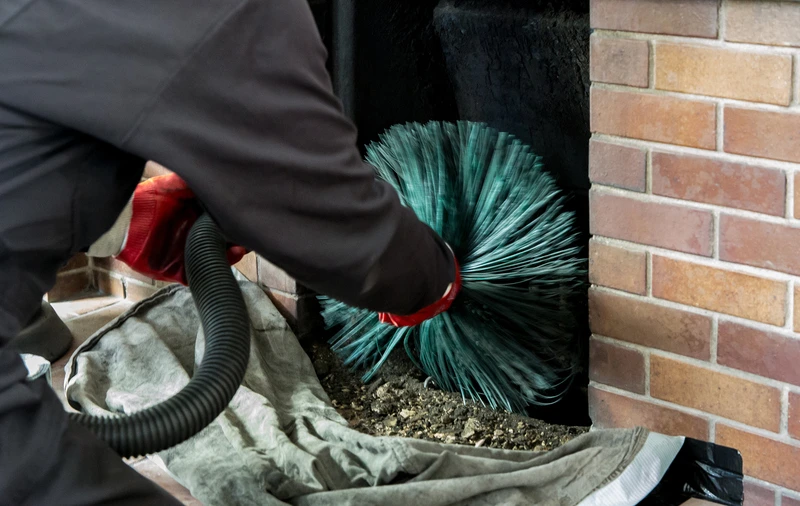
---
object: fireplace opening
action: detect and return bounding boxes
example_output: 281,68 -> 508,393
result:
325,0 -> 592,426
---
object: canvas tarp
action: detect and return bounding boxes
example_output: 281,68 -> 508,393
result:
64,276 -> 686,506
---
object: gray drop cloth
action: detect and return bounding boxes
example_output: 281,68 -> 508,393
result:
64,276 -> 680,506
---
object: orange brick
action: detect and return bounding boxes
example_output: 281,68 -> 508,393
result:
234,252 -> 258,282
590,0 -> 718,38
590,190 -> 713,256
718,321 -> 800,387
589,288 -> 712,359
651,355 -> 781,431
716,424 -> 800,490
588,239 -> 646,294
726,1 -> 800,48
589,139 -> 647,191
589,338 -> 646,393
720,216 -> 800,276
589,387 -> 709,440
655,43 -> 792,106
590,35 -> 649,88
652,256 -> 786,326
790,392 -> 800,440
591,88 -> 716,149
725,107 -> 800,164
743,481 -> 775,506
652,152 -> 785,216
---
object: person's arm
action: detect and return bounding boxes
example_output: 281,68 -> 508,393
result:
88,171 -> 459,323
5,0 -> 457,319
112,0 -> 458,317
86,174 -> 247,286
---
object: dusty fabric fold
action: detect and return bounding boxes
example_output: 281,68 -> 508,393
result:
65,276 -> 669,506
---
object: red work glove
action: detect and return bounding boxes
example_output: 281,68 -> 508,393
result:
378,255 -> 462,327
116,173 -> 247,285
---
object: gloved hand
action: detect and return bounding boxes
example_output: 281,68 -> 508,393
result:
378,254 -> 461,327
116,173 -> 247,285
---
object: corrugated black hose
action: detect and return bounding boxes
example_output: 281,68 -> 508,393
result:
69,213 -> 251,458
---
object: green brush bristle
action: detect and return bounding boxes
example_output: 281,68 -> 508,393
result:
319,121 -> 586,413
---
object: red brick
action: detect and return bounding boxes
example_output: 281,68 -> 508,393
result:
655,43 -> 792,106
743,481 -> 775,506
264,289 -> 321,338
266,289 -> 299,323
58,253 -> 88,273
652,256 -> 786,326
591,88 -> 717,149
589,387 -> 709,440
795,285 -> 800,333
716,424 -> 800,490
589,338 -> 645,393
234,252 -> 257,282
720,215 -> 800,276
790,392 -> 800,441
590,35 -> 649,88
93,257 -> 155,284
725,107 -> 800,164
47,271 -> 92,302
590,0 -> 718,38
652,152 -> 785,216
589,139 -> 646,191
588,239 -> 646,294
718,322 -> 800,387
651,355 -> 781,431
93,271 -> 125,299
726,1 -> 800,48
258,256 -> 301,294
795,173 -> 800,219
589,288 -> 712,359
590,190 -> 713,256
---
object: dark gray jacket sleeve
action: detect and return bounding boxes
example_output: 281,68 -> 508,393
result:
0,0 -> 454,316
122,0 -> 456,315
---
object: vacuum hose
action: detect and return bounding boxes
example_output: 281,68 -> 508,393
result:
70,213 -> 251,458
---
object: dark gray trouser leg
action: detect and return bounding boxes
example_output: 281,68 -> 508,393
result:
0,107 -> 181,504
10,300 -> 74,362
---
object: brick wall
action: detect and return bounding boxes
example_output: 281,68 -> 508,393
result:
49,162 -> 320,337
47,253 -> 91,303
588,0 -> 800,502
